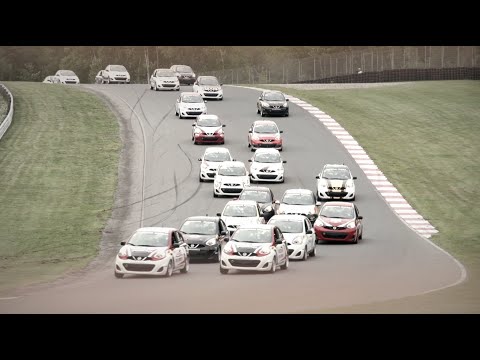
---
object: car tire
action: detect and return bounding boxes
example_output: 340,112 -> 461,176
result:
150,83 -> 153,90
280,254 -> 289,270
302,247 -> 308,261
257,107 -> 260,114
199,174 -> 204,182
260,109 -> 265,117
164,260 -> 174,277
215,246 -> 222,263
309,244 -> 317,257
284,112 -> 289,117
179,114 -> 183,119
213,191 -> 218,198
359,230 -> 363,240
220,266 -> 229,275
180,256 -> 190,273
269,257 -> 277,273
352,234 -> 358,244
114,270 -> 124,279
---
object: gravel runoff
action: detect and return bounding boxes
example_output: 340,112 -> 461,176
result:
261,82 -> 414,90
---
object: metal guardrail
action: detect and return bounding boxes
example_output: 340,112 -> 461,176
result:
0,83 -> 14,141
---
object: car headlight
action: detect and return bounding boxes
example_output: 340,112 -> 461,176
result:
243,179 -> 250,186
194,128 -> 203,134
283,102 -> 288,107
205,238 -> 217,246
117,252 -> 128,260
201,163 -> 208,170
319,179 -> 328,188
277,208 -> 285,214
275,134 -> 281,140
292,236 -> 303,245
346,180 -> 354,188
216,129 -> 224,135
192,73 -> 196,77
223,244 -> 234,255
315,218 -> 326,227
346,221 -> 356,229
257,246 -> 271,256
151,251 -> 166,261
261,101 -> 270,107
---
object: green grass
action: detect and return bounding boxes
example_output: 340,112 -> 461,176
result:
0,82 -> 120,293
260,80 -> 480,312
0,92 -> 8,120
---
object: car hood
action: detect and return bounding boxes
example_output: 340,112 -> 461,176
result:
197,126 -> 222,134
181,102 -> 205,107
278,204 -> 316,215
216,175 -> 248,183
319,216 -> 354,227
222,216 -> 260,227
120,245 -> 167,257
250,162 -> 283,172
282,232 -> 304,243
181,233 -> 217,244
202,161 -> 223,169
320,179 -> 349,188
265,100 -> 286,105
155,76 -> 178,81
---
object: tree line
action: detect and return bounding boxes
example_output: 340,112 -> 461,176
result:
0,46 -> 372,83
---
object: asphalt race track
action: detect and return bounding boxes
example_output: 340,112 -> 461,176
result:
0,84 -> 464,313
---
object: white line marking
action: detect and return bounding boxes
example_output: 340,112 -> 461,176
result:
0,297 -> 20,300
345,145 -> 364,150
395,209 -> 419,214
352,154 -> 371,159
390,203 -> 413,208
380,192 -> 403,197
359,164 -> 379,170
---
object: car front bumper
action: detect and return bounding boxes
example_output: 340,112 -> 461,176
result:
115,257 -> 170,276
261,106 -> 288,115
194,134 -> 224,144
317,188 -> 355,200
250,171 -> 284,182
220,254 -> 274,272
287,244 -> 307,259
157,82 -> 180,90
250,139 -> 282,150
314,226 -> 357,242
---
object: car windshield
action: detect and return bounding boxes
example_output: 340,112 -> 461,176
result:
239,190 -> 272,203
282,193 -> 314,205
177,65 -> 193,72
320,206 -> 354,219
223,204 -> 258,217
231,228 -> 271,243
156,70 -> 175,77
180,220 -> 217,235
264,92 -> 285,101
204,151 -> 230,162
182,95 -> 203,103
268,220 -> 303,233
128,231 -> 169,247
197,117 -> 221,127
217,166 -> 245,176
254,124 -> 278,134
199,77 -> 219,85
111,65 -> 127,72
322,168 -> 351,180
59,70 -> 76,76
254,152 -> 281,163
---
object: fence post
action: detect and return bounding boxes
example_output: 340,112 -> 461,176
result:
441,46 -> 444,68
457,46 -> 460,67
391,47 -> 394,69
313,57 -> 316,79
371,52 -> 373,72
345,53 -> 347,74
335,57 -> 338,76
298,59 -> 301,82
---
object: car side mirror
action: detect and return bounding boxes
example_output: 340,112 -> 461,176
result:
204,100 -> 207,103
220,230 -> 228,236
286,98 -> 289,101
358,216 -> 363,220
283,160 -> 287,163
248,159 -> 252,162
222,124 -> 226,127
274,200 -> 280,205
316,201 -> 321,206
280,130 -> 284,133
275,239 -> 283,245
192,123 -> 196,126
120,241 -> 126,245
172,243 -> 180,248
248,130 -> 252,133
306,229 -> 313,234
198,158 -> 202,161
263,205 -> 273,213
315,175 -> 320,179
353,176 -> 357,180
258,97 -> 262,100
216,213 -> 221,217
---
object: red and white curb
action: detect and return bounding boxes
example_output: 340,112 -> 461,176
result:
236,86 -> 439,239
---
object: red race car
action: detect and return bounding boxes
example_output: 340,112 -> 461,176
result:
192,114 -> 226,145
313,202 -> 363,244
248,120 -> 283,151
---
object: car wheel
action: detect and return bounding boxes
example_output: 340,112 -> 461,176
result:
199,174 -> 204,182
309,243 -> 317,257
150,83 -> 153,90
176,88 -> 180,91
216,246 -> 222,263
180,256 -> 190,273
260,108 -> 265,117
269,257 -> 277,273
179,113 -> 183,119
257,107 -> 260,114
221,141 -> 225,145
316,193 -> 321,202
213,191 -> 218,198
280,254 -> 289,270
284,112 -> 289,117
165,260 -> 174,277
114,270 -> 124,279
220,266 -> 229,275
359,230 -> 363,240
302,247 -> 308,261
352,234 -> 358,244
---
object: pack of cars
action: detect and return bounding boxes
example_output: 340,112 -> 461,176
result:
108,74 -> 365,278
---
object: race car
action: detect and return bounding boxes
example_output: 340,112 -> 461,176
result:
175,92 -> 207,119
248,148 -> 286,183
248,120 -> 283,151
316,164 -> 357,201
198,147 -> 234,182
213,161 -> 250,197
192,114 -> 226,145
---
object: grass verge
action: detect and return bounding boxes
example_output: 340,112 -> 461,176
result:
0,82 -> 120,293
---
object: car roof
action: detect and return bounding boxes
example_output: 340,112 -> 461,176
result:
323,164 -> 350,169
225,200 -> 258,206
241,186 -> 271,192
183,216 -> 220,222
154,68 -> 173,72
135,227 -> 176,233
283,188 -> 314,194
204,147 -> 230,153
269,214 -> 308,221
253,120 -> 278,126
197,114 -> 219,120
198,76 -> 217,79
321,201 -> 354,208
219,161 -> 245,167
263,90 -> 283,94
237,224 -> 275,231
181,92 -> 200,96
254,148 -> 280,154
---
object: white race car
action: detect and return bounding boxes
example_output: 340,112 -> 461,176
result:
218,199 -> 267,235
192,76 -> 223,100
42,76 -> 58,84
175,92 -> 207,119
248,148 -> 286,183
150,68 -> 180,91
54,70 -> 80,84
198,147 -> 234,182
316,164 -> 357,201
220,224 -> 289,274
103,65 -> 131,84
114,227 -> 190,278
276,188 -> 321,224
213,161 -> 250,197
268,214 -> 316,260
